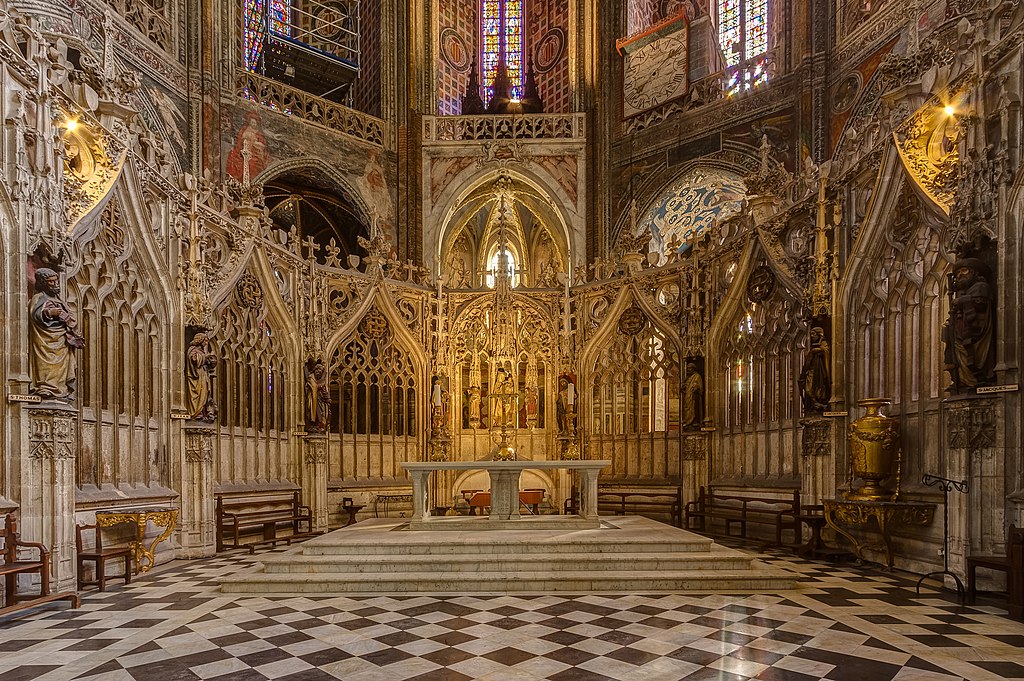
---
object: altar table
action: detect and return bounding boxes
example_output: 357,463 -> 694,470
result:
401,460 -> 611,528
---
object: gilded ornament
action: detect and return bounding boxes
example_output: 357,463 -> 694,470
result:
846,398 -> 901,501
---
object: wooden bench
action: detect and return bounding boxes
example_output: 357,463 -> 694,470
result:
685,486 -> 801,547
598,487 -> 683,527
1,513 -> 79,618
967,524 -> 1024,618
216,491 -> 316,554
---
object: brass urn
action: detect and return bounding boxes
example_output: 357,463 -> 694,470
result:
846,398 -> 901,501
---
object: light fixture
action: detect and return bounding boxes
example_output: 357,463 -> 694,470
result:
65,118 -> 78,131
944,105 -> 956,116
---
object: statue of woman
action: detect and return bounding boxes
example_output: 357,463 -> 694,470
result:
29,268 -> 84,401
304,358 -> 331,433
799,327 -> 831,414
186,331 -> 218,421
468,385 -> 482,429
682,361 -> 704,430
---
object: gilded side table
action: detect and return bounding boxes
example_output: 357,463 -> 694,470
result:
823,499 -> 934,569
95,508 -> 178,574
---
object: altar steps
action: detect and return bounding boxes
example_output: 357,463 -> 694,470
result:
219,516 -> 796,595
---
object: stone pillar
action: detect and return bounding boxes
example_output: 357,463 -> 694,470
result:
302,435 -> 329,532
681,432 -> 709,512
178,423 -> 216,558
21,403 -> 77,593
799,417 -> 839,505
943,396 -> 1001,586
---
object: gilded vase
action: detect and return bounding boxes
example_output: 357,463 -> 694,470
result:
846,398 -> 900,501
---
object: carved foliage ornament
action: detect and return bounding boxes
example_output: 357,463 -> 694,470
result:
617,304 -> 649,336
746,264 -> 776,302
235,272 -> 264,310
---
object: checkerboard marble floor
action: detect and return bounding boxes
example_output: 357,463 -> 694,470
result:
2,543 -> 1023,681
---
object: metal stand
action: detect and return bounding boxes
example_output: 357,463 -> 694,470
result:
915,474 -> 968,602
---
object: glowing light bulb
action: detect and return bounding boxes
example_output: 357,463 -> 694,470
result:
65,119 -> 78,131
944,105 -> 955,116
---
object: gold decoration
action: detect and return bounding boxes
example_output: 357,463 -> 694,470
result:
823,499 -> 934,569
846,398 -> 901,501
95,509 -> 179,574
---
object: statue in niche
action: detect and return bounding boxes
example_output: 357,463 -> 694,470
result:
524,385 -> 539,429
304,358 -> 331,433
185,330 -> 218,421
468,385 -> 482,429
555,375 -> 575,434
943,258 -> 995,393
799,326 -> 831,414
682,360 -> 704,430
490,368 -> 517,427
29,268 -> 84,401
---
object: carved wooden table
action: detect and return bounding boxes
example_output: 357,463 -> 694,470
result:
823,499 -> 935,569
95,508 -> 178,574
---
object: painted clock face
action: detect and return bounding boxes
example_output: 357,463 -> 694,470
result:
623,36 -> 687,116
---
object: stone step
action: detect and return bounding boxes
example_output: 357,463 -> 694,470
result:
217,516 -> 797,595
219,567 -> 796,594
256,550 -> 756,574
299,518 -> 715,556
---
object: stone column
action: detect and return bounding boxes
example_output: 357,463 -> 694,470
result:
799,417 -> 839,505
21,402 -> 77,593
178,423 -> 216,558
488,469 -> 523,521
943,396 -> 1001,587
302,435 -> 329,532
681,432 -> 709,514
577,467 -> 600,522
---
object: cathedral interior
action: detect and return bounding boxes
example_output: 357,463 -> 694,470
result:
1,0 -> 1024,678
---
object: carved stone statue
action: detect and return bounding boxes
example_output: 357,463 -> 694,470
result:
304,358 -> 331,433
556,376 -> 571,434
185,331 -> 218,421
682,360 -> 704,430
490,368 -> 516,427
799,326 -> 831,414
468,385 -> 482,429
524,385 -> 539,429
29,268 -> 84,401
943,258 -> 995,393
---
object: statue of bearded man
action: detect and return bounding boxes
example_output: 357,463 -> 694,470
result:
29,268 -> 84,401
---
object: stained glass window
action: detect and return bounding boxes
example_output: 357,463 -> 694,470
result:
243,0 -> 291,72
717,0 -> 770,93
243,0 -> 265,71
268,0 -> 290,35
481,0 -> 524,106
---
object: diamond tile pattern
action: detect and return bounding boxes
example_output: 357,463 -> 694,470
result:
1,543 -> 1022,680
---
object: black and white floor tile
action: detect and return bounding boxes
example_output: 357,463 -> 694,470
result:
2,544 -> 1023,680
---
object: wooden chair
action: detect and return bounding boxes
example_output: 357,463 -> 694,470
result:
76,523 -> 132,592
967,525 -> 1024,610
1,513 -> 78,617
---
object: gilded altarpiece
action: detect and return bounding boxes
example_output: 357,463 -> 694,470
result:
443,290 -> 566,502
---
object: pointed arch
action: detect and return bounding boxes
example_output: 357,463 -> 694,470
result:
581,284 -> 683,482
428,165 -> 582,276
325,283 -> 428,483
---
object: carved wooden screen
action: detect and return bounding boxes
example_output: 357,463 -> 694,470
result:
69,197 -> 167,491
328,305 -> 421,481
586,307 -> 681,481
848,183 -> 950,485
215,270 -> 290,483
717,288 -> 804,480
